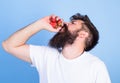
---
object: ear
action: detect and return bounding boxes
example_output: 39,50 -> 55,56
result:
78,31 -> 89,39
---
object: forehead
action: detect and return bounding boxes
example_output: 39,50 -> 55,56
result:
72,20 -> 84,24
73,20 -> 90,31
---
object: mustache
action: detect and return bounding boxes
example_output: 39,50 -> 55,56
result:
58,23 -> 68,33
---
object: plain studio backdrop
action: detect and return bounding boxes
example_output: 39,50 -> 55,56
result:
0,0 -> 120,83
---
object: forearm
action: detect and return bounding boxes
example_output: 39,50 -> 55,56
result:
2,20 -> 44,51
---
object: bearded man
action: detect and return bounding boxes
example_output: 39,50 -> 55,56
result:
2,13 -> 111,83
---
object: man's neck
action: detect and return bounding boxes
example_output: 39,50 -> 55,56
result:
62,43 -> 84,60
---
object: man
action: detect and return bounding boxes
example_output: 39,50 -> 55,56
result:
2,13 -> 111,83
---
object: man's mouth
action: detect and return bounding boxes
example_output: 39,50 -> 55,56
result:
59,24 -> 68,33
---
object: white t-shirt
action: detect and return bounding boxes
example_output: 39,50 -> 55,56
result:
30,45 -> 111,83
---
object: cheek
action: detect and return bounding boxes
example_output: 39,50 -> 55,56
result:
68,26 -> 76,32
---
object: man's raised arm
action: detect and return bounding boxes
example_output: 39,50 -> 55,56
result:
2,15 -> 61,63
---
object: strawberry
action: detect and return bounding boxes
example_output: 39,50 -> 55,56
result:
50,22 -> 57,28
50,16 -> 63,29
50,17 -> 56,23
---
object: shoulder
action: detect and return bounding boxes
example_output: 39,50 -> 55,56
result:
84,52 -> 106,67
29,45 -> 60,66
85,52 -> 108,72
84,52 -> 102,61
29,44 -> 59,56
85,52 -> 111,83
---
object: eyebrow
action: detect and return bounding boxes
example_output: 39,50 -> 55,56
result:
70,20 -> 77,24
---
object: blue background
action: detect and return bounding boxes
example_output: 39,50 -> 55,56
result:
0,0 -> 120,83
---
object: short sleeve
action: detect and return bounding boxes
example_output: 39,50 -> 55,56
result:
29,45 -> 47,70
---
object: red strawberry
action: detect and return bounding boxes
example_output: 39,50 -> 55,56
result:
50,22 -> 57,28
50,17 -> 63,28
50,17 -> 56,23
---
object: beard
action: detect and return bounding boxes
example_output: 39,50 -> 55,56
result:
49,24 -> 79,50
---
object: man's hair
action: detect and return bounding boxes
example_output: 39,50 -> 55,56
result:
70,13 -> 99,51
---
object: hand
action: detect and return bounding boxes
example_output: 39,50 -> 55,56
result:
38,15 -> 63,32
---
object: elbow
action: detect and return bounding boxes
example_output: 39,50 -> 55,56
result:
2,40 -> 12,53
2,41 -> 8,52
